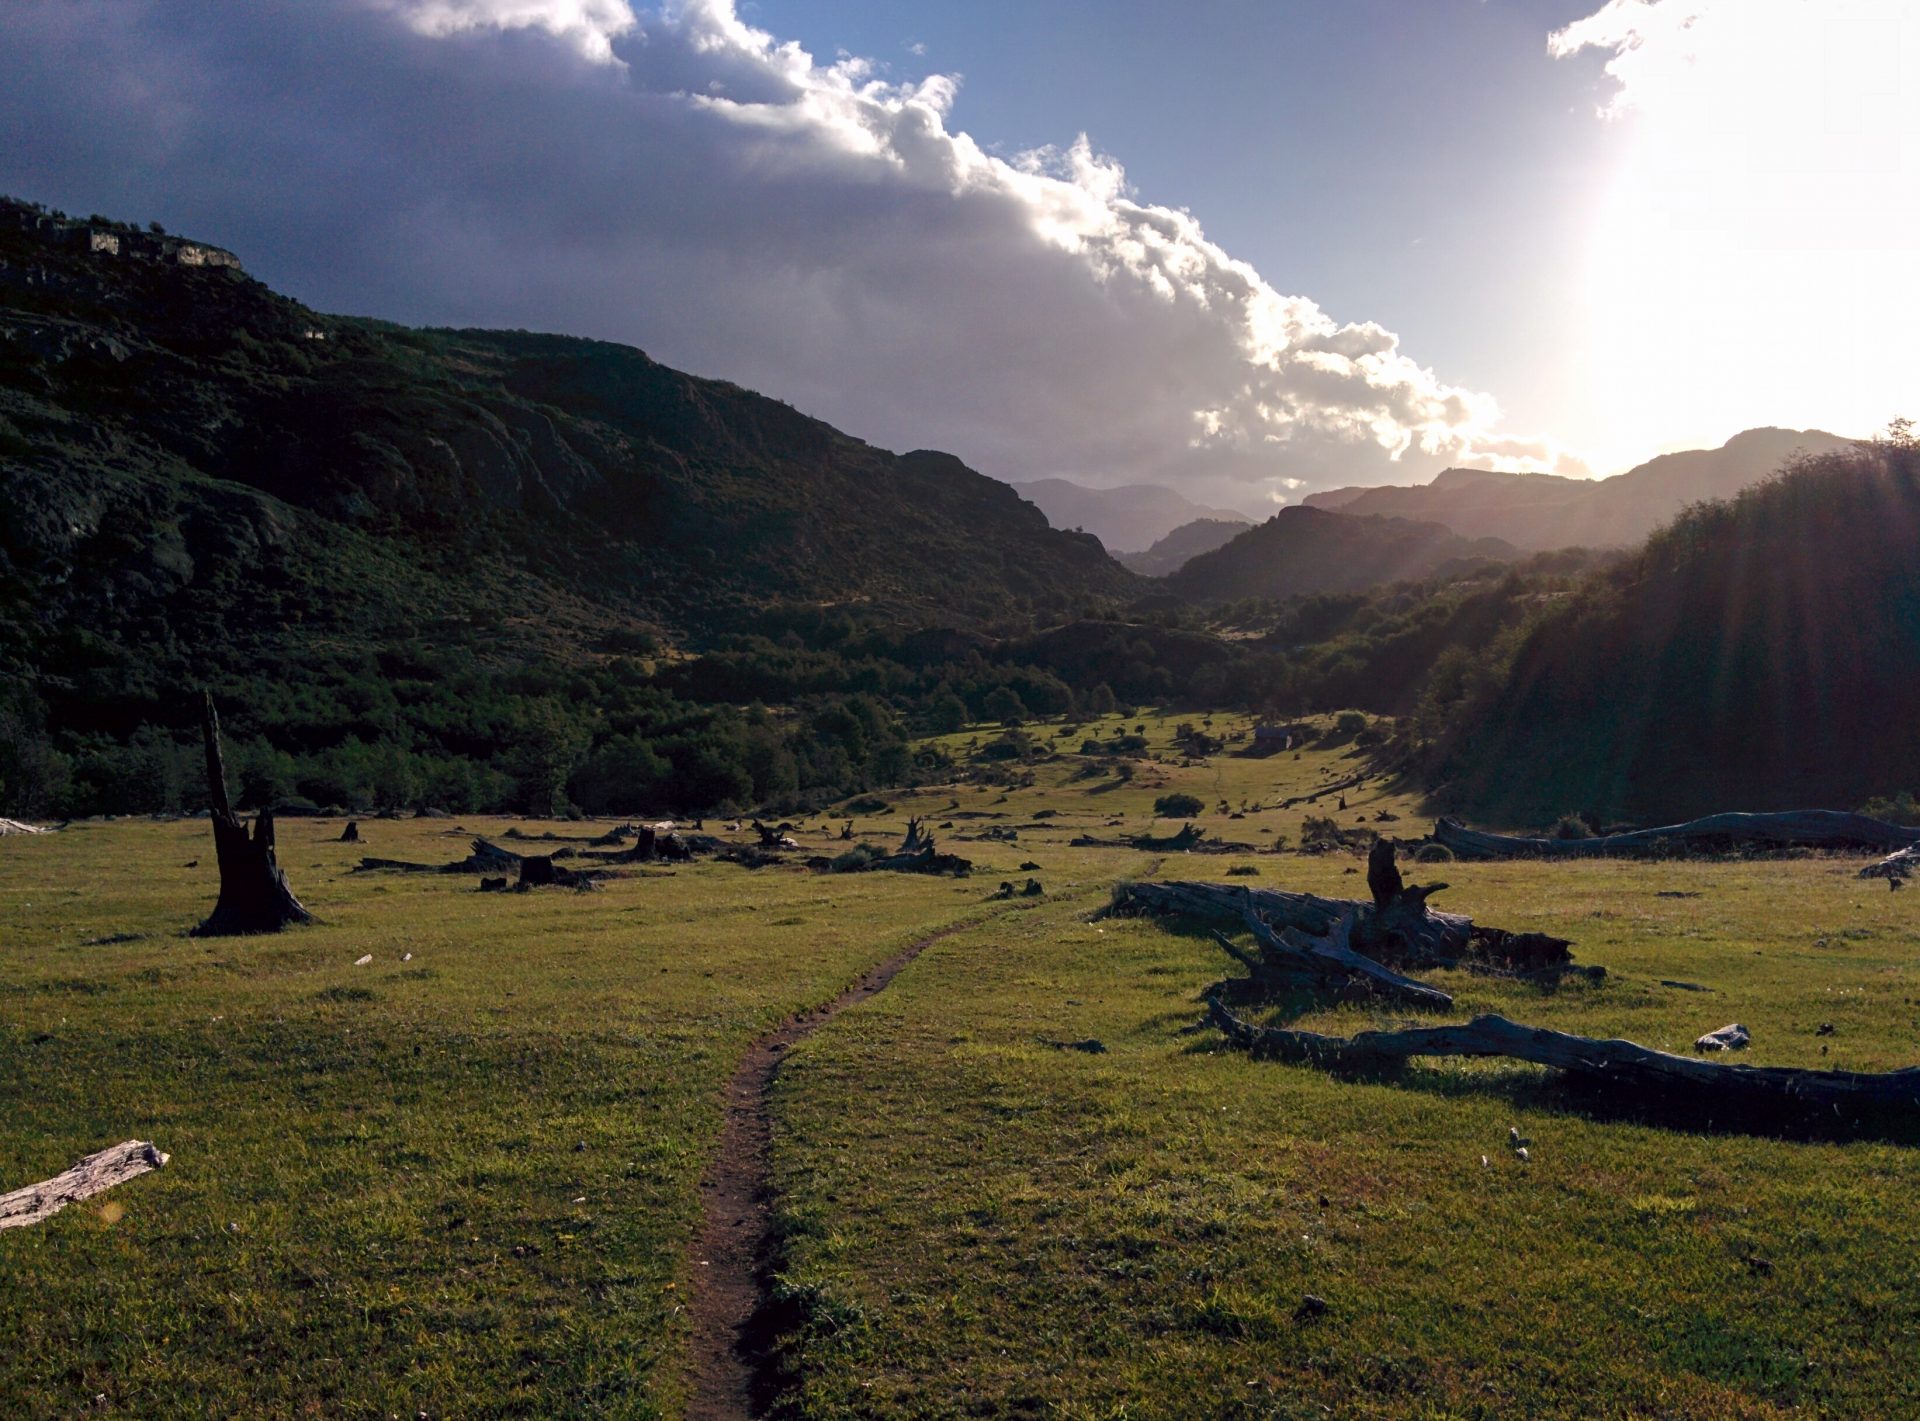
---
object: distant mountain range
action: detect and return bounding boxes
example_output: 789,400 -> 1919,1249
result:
1167,506 -> 1519,601
1305,427 -> 1854,550
1009,477 -> 1251,554
1115,518 -> 1250,577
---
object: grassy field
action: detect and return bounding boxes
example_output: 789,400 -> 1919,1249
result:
4,710 -> 1918,1417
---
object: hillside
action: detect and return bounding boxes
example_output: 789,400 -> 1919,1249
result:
0,196 -> 1139,671
1424,437 -> 1920,821
1010,477 -> 1250,552
1303,427 -> 1854,550
1167,505 -> 1519,601
1116,517 -> 1249,577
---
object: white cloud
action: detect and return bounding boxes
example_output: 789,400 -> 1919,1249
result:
377,0 -> 638,61
0,0 -> 1574,497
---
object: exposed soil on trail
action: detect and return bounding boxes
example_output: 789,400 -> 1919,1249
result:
681,915 -> 986,1420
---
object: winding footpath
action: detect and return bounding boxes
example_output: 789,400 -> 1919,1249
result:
681,914 -> 990,1420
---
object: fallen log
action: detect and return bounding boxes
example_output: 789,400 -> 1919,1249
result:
1860,845 -> 1920,889
1209,904 -> 1454,1010
1208,1003 -> 1920,1120
355,837 -> 524,875
1434,811 -> 1920,860
1,1141 -> 169,1230
194,693 -> 312,936
1109,878 -> 1475,968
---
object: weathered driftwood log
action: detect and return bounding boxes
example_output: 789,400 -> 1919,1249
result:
1110,879 -> 1475,968
1860,845 -> 1919,889
1435,811 -> 1920,860
1209,904 -> 1454,1010
1208,1003 -> 1920,1119
194,693 -> 312,936
355,836 -> 523,875
1072,823 -> 1244,853
1,1141 -> 169,1230
867,819 -> 973,876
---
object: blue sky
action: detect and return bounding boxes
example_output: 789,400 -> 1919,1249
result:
2,1 -> 1912,510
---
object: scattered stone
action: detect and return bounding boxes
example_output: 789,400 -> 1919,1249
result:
1817,1022 -> 1835,1036
1695,1023 -> 1751,1052
354,954 -> 373,966
1295,1294 -> 1328,1320
1039,1037 -> 1106,1054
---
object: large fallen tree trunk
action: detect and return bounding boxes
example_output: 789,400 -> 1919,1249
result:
1113,843 -> 1572,974
1,1140 -> 170,1230
1434,811 -> 1920,860
355,837 -> 525,875
194,693 -> 312,936
1208,1003 -> 1920,1120
1110,878 -> 1474,967
1210,904 -> 1454,1010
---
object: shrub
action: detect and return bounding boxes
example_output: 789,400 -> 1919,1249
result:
1334,711 -> 1368,738
1412,843 -> 1455,863
1154,792 -> 1205,818
827,843 -> 884,872
1552,814 -> 1594,841
1860,791 -> 1920,826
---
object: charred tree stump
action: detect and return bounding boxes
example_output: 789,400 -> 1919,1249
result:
339,821 -> 360,843
193,693 -> 312,937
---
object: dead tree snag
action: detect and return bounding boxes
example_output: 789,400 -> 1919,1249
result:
193,693 -> 312,937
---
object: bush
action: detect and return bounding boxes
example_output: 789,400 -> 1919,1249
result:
827,843 -> 883,872
1334,711 -> 1369,738
1412,843 -> 1455,863
1552,814 -> 1594,841
843,795 -> 891,814
1154,792 -> 1205,818
1860,791 -> 1920,826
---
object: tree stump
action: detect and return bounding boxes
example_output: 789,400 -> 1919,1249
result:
193,693 -> 312,936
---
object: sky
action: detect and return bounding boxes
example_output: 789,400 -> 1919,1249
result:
2,0 -> 1914,513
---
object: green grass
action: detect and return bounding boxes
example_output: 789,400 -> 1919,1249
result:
0,815 -> 989,1417
6,714 -> 1919,1417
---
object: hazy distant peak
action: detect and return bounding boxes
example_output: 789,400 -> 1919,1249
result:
1008,477 -> 1252,553
1301,427 -> 1853,551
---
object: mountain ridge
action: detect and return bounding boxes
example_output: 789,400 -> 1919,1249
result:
1303,427 -> 1855,550
1167,505 -> 1520,601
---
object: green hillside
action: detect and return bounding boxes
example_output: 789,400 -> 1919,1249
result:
1422,435 -> 1920,821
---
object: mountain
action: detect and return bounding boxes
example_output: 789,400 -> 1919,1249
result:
1116,518 -> 1249,577
1302,427 -> 1856,551
0,195 -> 1140,674
1426,438 -> 1920,822
1010,477 -> 1250,553
1166,505 -> 1519,601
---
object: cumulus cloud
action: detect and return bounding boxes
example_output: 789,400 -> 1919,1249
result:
0,0 -> 1571,503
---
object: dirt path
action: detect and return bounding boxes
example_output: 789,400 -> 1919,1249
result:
681,914 -> 988,1420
